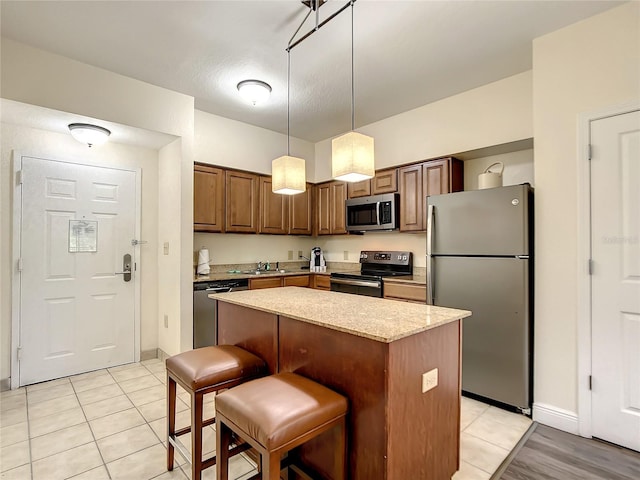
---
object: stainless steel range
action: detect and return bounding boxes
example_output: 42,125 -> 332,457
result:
330,251 -> 413,297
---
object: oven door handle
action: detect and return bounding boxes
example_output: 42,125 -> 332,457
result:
205,286 -> 232,293
331,278 -> 381,288
376,201 -> 381,226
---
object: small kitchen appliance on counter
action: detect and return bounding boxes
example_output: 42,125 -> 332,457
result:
330,250 -> 413,297
310,246 -> 326,272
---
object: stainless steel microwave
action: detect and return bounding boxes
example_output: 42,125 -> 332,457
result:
346,193 -> 399,232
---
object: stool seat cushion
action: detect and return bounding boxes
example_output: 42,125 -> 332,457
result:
215,372 -> 348,450
166,346 -> 266,391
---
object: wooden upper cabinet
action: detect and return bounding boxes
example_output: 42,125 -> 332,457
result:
331,181 -> 347,234
226,170 -> 259,233
399,158 -> 463,232
259,176 -> 288,234
399,164 -> 424,232
315,181 -> 347,235
289,185 -> 312,235
347,179 -> 371,198
194,164 -> 224,232
372,168 -> 398,194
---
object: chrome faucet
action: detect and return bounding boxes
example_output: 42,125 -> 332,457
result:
299,254 -> 310,262
257,261 -> 263,271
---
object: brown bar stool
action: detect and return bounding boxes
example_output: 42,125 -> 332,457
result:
215,372 -> 348,480
165,345 -> 267,480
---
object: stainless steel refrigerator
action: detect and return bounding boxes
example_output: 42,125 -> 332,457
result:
426,184 -> 533,414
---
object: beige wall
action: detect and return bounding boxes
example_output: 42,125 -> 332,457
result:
194,110 -> 316,179
0,122 -> 160,380
532,1 -> 640,420
314,70 -> 533,181
1,38 -> 195,378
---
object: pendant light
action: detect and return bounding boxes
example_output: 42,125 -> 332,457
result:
332,1 -> 374,183
272,49 -> 306,195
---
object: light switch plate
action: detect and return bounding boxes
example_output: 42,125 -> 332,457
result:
163,314 -> 168,328
288,250 -> 293,260
343,250 -> 349,260
422,368 -> 438,393
163,242 -> 169,255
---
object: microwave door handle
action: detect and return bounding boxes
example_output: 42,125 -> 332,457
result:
376,202 -> 381,226
426,204 -> 435,304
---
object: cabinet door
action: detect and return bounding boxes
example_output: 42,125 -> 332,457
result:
347,179 -> 371,198
283,275 -> 310,287
226,170 -> 259,233
316,183 -> 332,235
331,181 -> 347,234
259,176 -> 288,234
384,282 -> 427,303
249,277 -> 283,290
194,165 -> 224,232
372,168 -> 398,194
423,159 -> 450,197
312,274 -> 331,290
289,185 -> 312,235
399,164 -> 424,232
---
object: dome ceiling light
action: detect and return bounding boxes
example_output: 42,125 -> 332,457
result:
68,123 -> 111,147
237,79 -> 272,105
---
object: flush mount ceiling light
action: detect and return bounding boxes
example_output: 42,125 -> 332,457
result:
237,79 -> 272,105
68,123 -> 111,147
272,50 -> 306,195
331,1 -> 374,182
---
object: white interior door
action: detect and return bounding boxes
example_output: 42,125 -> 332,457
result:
591,110 -> 640,452
19,156 -> 137,386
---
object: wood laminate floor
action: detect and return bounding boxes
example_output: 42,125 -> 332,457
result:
498,423 -> 640,480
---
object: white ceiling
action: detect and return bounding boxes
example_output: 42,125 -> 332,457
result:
0,0 -> 622,143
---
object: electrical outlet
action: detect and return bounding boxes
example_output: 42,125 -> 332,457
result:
164,314 -> 168,328
343,250 -> 349,260
163,242 -> 169,255
422,368 -> 438,393
298,250 -> 303,258
288,250 -> 293,260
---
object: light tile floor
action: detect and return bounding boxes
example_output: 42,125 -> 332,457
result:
1,359 -> 531,479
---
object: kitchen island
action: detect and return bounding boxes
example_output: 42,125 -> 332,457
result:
211,287 -> 471,480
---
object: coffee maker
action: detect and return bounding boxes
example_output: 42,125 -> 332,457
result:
310,247 -> 326,272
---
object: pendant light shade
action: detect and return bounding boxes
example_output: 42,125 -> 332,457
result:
332,131 -> 374,182
272,155 -> 306,195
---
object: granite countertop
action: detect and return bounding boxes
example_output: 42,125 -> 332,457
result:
194,269 -> 335,282
211,287 -> 470,343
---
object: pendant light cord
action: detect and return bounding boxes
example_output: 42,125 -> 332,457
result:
287,49 -> 291,155
350,0 -> 355,132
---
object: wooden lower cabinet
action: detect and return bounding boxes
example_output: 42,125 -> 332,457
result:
383,281 -> 427,303
250,274 -> 310,289
249,277 -> 282,290
312,274 -> 331,290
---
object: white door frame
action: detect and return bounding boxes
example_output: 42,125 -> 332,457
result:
10,151 -> 142,389
576,101 -> 640,438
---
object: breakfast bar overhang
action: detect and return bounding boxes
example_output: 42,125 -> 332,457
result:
211,287 -> 471,480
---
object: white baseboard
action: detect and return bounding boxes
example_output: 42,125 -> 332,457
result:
532,402 -> 579,434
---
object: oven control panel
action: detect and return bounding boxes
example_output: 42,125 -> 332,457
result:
360,251 -> 412,266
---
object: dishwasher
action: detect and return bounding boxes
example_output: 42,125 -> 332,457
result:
193,278 -> 249,348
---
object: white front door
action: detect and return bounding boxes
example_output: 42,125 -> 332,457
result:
19,156 -> 138,386
591,110 -> 640,452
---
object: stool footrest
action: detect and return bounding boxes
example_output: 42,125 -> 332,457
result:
173,416 -> 216,439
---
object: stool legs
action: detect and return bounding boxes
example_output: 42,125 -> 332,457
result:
191,390 -> 204,480
167,374 -> 177,471
216,420 -> 231,480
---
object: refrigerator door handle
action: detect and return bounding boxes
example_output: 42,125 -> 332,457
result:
426,204 -> 435,304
